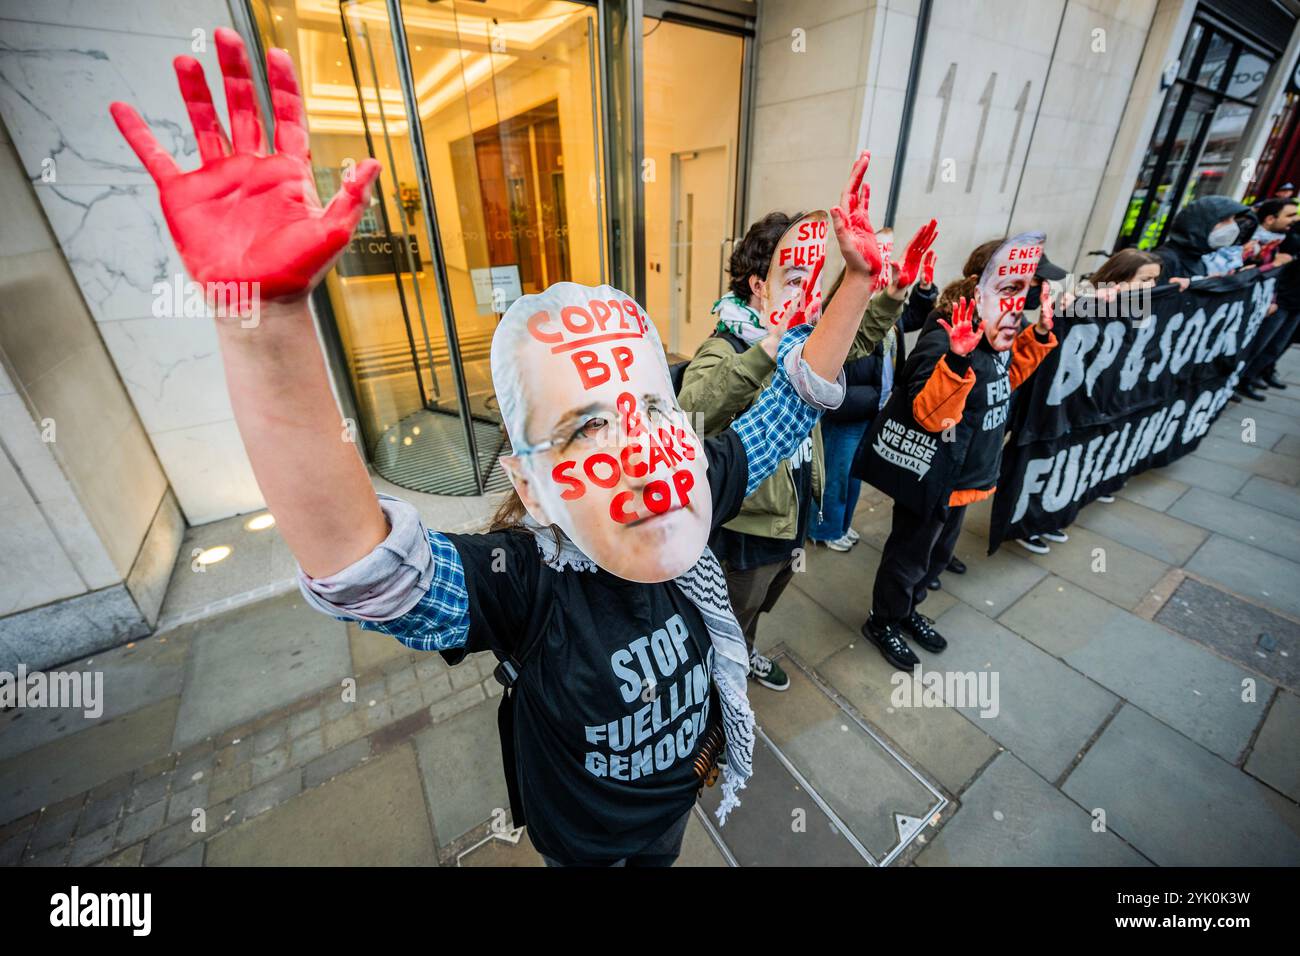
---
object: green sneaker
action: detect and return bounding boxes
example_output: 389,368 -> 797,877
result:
748,650 -> 790,691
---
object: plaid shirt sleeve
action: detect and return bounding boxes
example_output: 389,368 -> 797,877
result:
729,323 -> 825,497
352,530 -> 471,652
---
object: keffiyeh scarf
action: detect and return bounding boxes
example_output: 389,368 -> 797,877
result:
522,515 -> 755,825
712,292 -> 767,346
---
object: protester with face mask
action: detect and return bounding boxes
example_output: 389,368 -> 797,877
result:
811,247 -> 939,554
1199,210 -> 1259,276
110,32 -> 902,867
859,235 -> 1058,669
1153,195 -> 1249,287
678,161 -> 936,691
1006,249 -> 1074,556
1235,198 -> 1300,399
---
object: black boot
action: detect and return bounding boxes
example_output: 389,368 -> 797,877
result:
1263,371 -> 1288,390
946,555 -> 967,574
900,611 -> 948,652
1236,383 -> 1267,402
862,616 -> 920,670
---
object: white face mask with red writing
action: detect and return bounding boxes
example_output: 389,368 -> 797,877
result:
490,282 -> 759,822
493,282 -> 714,585
976,231 -> 1047,349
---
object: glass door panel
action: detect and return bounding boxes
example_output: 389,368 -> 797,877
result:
1131,89 -> 1216,249
407,0 -> 606,428
253,0 -> 606,495
252,0 -> 481,493
339,0 -> 492,493
641,17 -> 744,356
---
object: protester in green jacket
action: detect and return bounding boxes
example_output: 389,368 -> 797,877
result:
678,211 -> 910,691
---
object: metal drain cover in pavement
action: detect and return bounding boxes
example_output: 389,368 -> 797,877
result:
1155,577 -> 1299,689
697,653 -> 946,866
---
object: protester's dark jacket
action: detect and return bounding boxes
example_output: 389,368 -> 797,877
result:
826,284 -> 937,424
1154,196 -> 1249,280
1276,224 -> 1300,311
862,314 -> 1055,517
824,353 -> 883,423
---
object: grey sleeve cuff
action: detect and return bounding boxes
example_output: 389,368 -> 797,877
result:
296,494 -> 435,622
783,342 -> 847,411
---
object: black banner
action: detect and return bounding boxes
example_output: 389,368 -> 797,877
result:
989,270 -> 1279,551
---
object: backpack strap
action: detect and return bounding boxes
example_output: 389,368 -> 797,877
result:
712,328 -> 750,354
488,565 -> 554,830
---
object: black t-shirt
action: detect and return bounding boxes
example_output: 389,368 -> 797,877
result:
440,429 -> 748,865
711,432 -> 815,569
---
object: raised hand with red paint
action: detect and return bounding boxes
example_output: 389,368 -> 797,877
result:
921,249 -> 936,289
893,219 -> 939,288
938,296 -> 981,357
830,151 -> 884,280
108,28 -> 381,308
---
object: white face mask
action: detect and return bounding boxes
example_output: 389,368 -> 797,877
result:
1207,222 -> 1239,249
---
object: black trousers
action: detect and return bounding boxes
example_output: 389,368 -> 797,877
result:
871,503 -> 966,626
722,556 -> 796,651
1246,308 -> 1298,379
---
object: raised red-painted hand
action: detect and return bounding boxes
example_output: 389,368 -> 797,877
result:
830,151 -> 883,279
921,249 -> 936,288
894,219 -> 939,288
938,296 -> 980,356
108,28 -> 380,306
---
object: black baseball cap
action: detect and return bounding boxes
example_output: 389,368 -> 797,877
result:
1034,253 -> 1067,281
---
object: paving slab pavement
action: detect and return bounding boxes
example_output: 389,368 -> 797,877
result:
1244,690 -> 1300,803
205,745 -> 436,866
915,752 -> 1150,867
1183,534 -> 1300,619
171,594 -> 352,750
413,697 -> 510,848
815,642 -> 999,796
0,697 -> 178,827
1115,470 -> 1190,511
1061,704 -> 1300,866
1072,495 -> 1208,566
1233,474 -> 1300,520
1154,576 -> 1299,689
1169,486 -> 1300,563
926,603 -> 1119,781
999,577 -> 1274,762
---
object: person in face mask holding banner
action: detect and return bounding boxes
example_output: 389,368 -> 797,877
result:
1153,195 -> 1250,287
858,234 -> 1058,670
